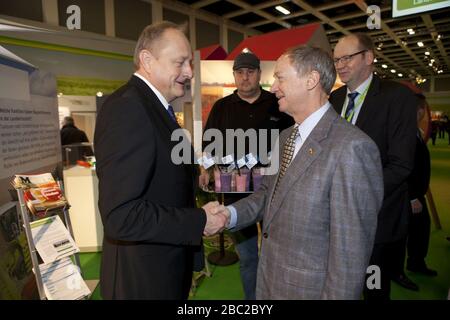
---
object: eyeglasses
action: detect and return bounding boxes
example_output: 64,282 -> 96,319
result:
333,50 -> 367,65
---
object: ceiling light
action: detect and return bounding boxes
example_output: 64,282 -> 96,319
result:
374,58 -> 378,63
96,91 -> 103,97
390,69 -> 396,73
382,64 -> 388,69
425,51 -> 430,55
398,73 -> 403,77
417,41 -> 424,47
275,5 -> 290,15
436,34 -> 442,41
430,59 -> 435,63
407,28 -> 415,35
429,63 -> 433,66
416,76 -> 426,84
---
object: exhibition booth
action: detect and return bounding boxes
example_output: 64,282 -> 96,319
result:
0,21 -> 333,299
0,15 -> 444,300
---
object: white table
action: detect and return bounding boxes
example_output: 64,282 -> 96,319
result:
63,166 -> 103,252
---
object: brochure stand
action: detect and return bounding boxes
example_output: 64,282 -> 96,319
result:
15,180 -> 85,300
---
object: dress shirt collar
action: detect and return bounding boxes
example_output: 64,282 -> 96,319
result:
133,72 -> 169,110
295,101 -> 331,142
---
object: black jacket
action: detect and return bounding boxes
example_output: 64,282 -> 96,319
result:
408,133 -> 430,200
60,124 -> 93,163
61,124 -> 89,145
329,75 -> 417,244
94,76 -> 206,299
203,88 -> 293,163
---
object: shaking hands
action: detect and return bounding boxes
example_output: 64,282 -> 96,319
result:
202,201 -> 230,236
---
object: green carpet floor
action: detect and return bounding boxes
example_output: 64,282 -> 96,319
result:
80,138 -> 450,300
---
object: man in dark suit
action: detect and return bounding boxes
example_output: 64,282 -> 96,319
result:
405,96 -> 437,276
329,33 -> 417,300
94,22 -> 226,300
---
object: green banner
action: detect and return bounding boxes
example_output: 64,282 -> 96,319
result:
397,0 -> 448,10
393,0 -> 450,17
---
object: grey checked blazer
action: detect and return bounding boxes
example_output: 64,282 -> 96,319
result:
231,106 -> 384,299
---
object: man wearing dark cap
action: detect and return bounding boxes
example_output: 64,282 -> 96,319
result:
200,51 -> 293,299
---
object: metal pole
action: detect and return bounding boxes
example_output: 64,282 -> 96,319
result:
58,179 -> 83,276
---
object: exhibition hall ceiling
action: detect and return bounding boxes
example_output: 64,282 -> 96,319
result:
176,0 -> 450,80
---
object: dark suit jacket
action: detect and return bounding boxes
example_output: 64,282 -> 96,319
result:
329,74 -> 417,244
94,75 -> 206,299
408,132 -> 430,200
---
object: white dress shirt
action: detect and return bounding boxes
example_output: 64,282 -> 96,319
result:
133,72 -> 170,111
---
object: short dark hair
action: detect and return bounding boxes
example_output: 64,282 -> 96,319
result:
284,45 -> 336,95
352,33 -> 375,52
133,21 -> 187,70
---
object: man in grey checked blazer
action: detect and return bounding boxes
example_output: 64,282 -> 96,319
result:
222,46 -> 384,299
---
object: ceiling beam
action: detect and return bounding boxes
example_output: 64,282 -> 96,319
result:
332,6 -> 390,22
316,0 -> 354,12
352,0 -> 431,76
290,0 -> 396,76
150,0 -> 260,36
224,0 -> 285,19
422,14 -> 450,73
227,0 -> 291,29
192,0 -> 219,9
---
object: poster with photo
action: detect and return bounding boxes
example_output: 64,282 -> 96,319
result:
0,202 -> 37,299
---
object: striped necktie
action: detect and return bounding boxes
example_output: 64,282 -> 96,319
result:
167,105 -> 178,125
345,92 -> 359,122
271,125 -> 299,202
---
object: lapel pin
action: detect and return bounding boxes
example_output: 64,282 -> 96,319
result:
309,148 -> 314,155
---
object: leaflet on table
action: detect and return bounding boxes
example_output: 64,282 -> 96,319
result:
37,257 -> 90,300
13,173 -> 67,217
29,215 -> 79,264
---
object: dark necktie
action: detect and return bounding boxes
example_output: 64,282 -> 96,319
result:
167,105 -> 178,125
271,125 -> 299,203
345,92 -> 359,122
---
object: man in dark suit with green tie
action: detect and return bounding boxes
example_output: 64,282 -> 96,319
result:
330,33 -> 418,300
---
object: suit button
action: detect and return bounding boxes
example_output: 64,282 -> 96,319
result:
263,232 -> 268,239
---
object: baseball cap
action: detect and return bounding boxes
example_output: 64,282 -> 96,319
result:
233,52 -> 260,70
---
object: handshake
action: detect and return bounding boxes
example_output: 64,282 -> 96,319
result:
202,201 -> 230,236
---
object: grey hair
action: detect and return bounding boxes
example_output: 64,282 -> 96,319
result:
284,45 -> 336,95
133,21 -> 187,70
